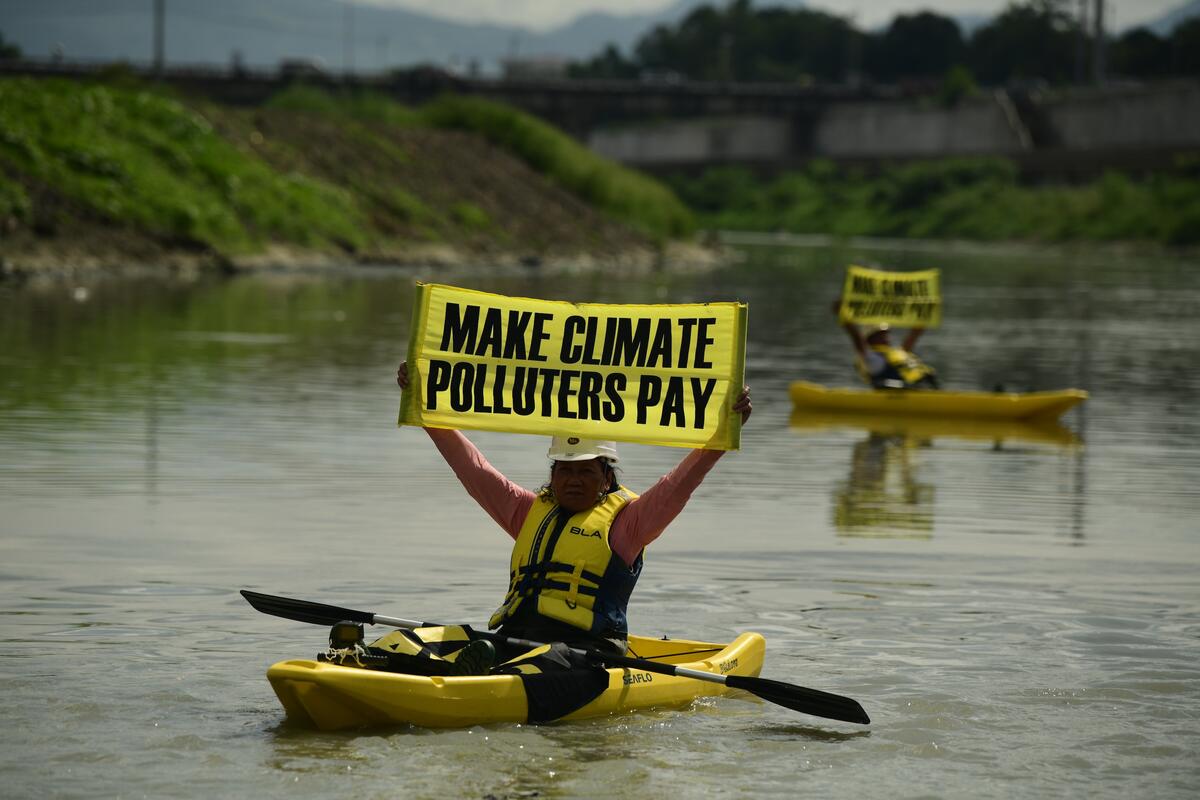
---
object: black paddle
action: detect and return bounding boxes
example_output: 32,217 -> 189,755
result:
240,589 -> 870,725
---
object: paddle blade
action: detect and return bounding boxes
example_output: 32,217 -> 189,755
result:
240,590 -> 374,627
726,675 -> 871,725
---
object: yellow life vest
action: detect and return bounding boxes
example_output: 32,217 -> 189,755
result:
488,486 -> 640,639
856,344 -> 936,388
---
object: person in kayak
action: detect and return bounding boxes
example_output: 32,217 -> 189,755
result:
396,361 -> 751,673
834,300 -> 938,390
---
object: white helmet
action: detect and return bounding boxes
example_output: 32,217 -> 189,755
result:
547,435 -> 619,464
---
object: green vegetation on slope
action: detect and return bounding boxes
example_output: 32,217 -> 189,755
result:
667,158 -> 1200,246
3,76 -> 1197,267
0,78 -> 692,264
264,86 -> 694,241
419,95 -> 695,240
0,78 -> 368,255
264,83 -> 424,127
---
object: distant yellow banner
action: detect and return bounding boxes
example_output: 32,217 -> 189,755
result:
839,266 -> 941,328
399,283 -> 748,450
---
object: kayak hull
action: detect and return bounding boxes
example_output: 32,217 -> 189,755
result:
789,380 -> 1087,421
267,632 -> 766,731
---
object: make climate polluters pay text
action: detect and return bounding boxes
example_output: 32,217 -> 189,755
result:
399,284 -> 747,450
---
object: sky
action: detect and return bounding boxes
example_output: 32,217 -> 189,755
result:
363,0 -> 1189,33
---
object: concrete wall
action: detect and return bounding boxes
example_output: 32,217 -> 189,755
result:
1040,83 -> 1200,150
585,84 -> 1200,171
587,95 -> 1029,166
588,116 -> 792,164
812,94 -> 1028,157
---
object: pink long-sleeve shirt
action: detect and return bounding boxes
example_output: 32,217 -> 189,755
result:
425,428 -> 726,567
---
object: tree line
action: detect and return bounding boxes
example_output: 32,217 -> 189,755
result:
569,0 -> 1200,87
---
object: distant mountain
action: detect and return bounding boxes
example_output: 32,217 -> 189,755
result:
0,0 -> 700,73
1146,0 -> 1200,34
2,0 -> 521,72
12,0 -> 1120,76
524,2 -> 695,61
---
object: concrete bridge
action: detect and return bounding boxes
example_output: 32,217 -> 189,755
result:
4,60 -> 1197,178
584,82 -> 1200,180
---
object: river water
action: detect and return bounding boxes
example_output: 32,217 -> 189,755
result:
1,243 -> 1198,799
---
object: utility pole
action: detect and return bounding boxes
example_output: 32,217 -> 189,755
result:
846,12 -> 862,90
153,0 -> 164,75
1074,0 -> 1088,85
343,4 -> 354,76
1091,0 -> 1106,85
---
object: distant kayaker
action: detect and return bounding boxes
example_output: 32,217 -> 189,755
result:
834,299 -> 939,390
396,361 -> 751,672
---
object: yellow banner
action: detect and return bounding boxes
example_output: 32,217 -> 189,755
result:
839,265 -> 941,328
399,283 -> 747,450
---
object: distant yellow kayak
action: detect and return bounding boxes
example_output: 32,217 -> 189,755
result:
267,632 -> 766,730
789,381 -> 1087,421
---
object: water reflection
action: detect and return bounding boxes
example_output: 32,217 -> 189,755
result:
833,432 -> 934,539
790,411 -> 1083,539
789,410 -> 1082,447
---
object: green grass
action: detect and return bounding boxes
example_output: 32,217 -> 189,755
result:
451,201 -> 491,230
0,77 -> 368,254
257,86 -> 696,242
0,172 -> 31,223
258,88 -> 696,241
265,84 -> 424,127
420,95 -> 695,241
668,158 -> 1200,246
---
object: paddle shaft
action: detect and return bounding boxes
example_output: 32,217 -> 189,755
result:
240,589 -> 870,724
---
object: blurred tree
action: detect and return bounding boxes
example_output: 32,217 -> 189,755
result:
1110,28 -> 1171,78
635,6 -> 725,80
866,11 -> 966,81
1171,18 -> 1200,76
968,0 -> 1079,85
937,65 -> 979,107
569,0 -> 1191,87
627,1 -> 858,83
751,7 -> 857,83
1,31 -> 23,60
567,44 -> 638,79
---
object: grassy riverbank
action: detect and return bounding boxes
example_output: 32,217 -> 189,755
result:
2,75 -> 1198,280
0,77 -> 694,276
667,158 -> 1200,247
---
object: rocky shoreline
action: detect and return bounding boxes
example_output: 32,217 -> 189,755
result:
0,235 -> 731,287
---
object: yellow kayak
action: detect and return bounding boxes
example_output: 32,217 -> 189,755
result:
789,380 -> 1087,421
267,632 -> 766,730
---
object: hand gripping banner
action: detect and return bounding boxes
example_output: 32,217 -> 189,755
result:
399,283 -> 748,450
838,265 -> 942,328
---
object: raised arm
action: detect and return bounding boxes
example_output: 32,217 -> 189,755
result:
833,297 -> 867,357
398,361 -> 535,538
901,327 -> 925,352
608,386 -> 751,566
